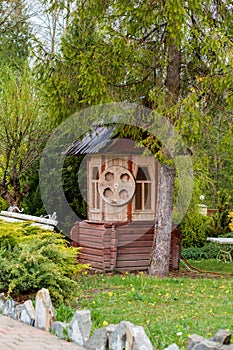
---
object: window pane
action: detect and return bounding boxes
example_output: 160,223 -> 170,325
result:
92,183 -> 96,207
96,184 -> 100,209
144,183 -> 151,209
135,183 -> 142,210
136,166 -> 151,180
92,166 -> 99,179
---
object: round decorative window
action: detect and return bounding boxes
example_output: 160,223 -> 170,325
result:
98,165 -> 136,206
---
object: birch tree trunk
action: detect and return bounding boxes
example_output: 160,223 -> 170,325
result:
149,41 -> 181,276
149,165 -> 176,276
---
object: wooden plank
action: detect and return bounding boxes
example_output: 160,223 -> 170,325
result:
116,260 -> 149,268
79,247 -> 104,256
117,247 -> 151,254
0,211 -> 58,226
103,235 -> 112,242
127,221 -> 154,226
79,259 -> 104,270
117,253 -> 150,261
78,241 -> 103,249
117,227 -> 153,235
118,234 -> 154,242
116,266 -> 148,272
80,225 -> 109,231
79,229 -> 105,237
0,216 -> 26,223
79,253 -> 104,263
78,234 -> 105,243
120,241 -> 153,248
117,230 -> 153,236
79,258 -> 110,271
78,233 -> 111,243
80,224 -> 106,231
79,247 -> 111,258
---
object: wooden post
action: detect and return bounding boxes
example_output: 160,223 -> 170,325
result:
110,225 -> 117,272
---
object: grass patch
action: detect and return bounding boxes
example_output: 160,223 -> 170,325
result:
187,259 -> 233,274
74,267 -> 233,349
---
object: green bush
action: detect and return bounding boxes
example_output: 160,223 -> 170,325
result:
182,242 -> 220,260
208,190 -> 232,237
180,209 -> 213,248
0,220 -> 89,306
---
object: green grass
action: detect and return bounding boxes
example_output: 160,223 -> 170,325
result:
188,258 -> 233,273
73,263 -> 233,349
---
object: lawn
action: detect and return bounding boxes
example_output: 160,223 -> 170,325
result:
73,260 -> 233,349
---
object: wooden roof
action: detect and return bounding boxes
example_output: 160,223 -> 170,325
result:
64,125 -> 145,156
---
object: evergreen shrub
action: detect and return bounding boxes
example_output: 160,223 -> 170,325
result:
0,220 -> 88,305
182,242 -> 220,260
180,209 -> 213,248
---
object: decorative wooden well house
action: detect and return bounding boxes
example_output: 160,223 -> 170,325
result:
66,126 -> 181,272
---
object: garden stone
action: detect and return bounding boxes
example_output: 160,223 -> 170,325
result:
68,310 -> 92,346
192,340 -> 222,350
109,321 -> 134,350
108,320 -> 153,350
0,293 -> 7,313
210,330 -> 231,345
11,304 -> 23,320
85,324 -> 116,350
35,288 -> 55,331
51,321 -> 69,339
2,299 -> 18,317
220,345 -> 233,350
20,300 -> 35,326
127,324 -> 153,350
164,344 -> 180,350
187,335 -> 208,350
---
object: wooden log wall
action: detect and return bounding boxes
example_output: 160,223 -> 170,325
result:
70,221 -> 181,272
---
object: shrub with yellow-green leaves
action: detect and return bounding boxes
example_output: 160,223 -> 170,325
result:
229,212 -> 233,232
0,220 -> 88,306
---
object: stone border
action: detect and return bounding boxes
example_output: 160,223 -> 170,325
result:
1,288 -> 232,350
0,288 -> 153,350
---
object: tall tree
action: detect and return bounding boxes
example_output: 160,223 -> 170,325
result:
0,66 -> 48,208
31,0 -> 74,57
0,0 -> 31,67
36,0 -> 233,275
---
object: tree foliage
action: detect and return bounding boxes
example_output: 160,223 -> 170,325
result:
0,0 -> 31,68
0,66 -> 48,207
32,1 -> 232,215
31,0 -> 233,274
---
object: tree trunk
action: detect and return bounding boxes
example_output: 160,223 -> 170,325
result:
0,184 -> 21,208
165,42 -> 181,107
148,41 -> 181,276
149,165 -> 176,276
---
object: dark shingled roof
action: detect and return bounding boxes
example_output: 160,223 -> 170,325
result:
64,125 -> 117,156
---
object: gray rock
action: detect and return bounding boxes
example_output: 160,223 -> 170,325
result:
210,330 -> 231,345
220,345 -> 233,350
2,299 -> 18,317
11,304 -> 23,320
0,293 -> 6,313
68,310 -> 92,346
51,321 -> 69,339
128,325 -> 153,350
85,325 -> 116,350
164,344 -> 180,350
187,335 -> 207,350
20,300 -> 35,326
109,321 -> 134,350
193,340 -> 222,350
108,321 -> 153,350
35,288 -> 55,331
